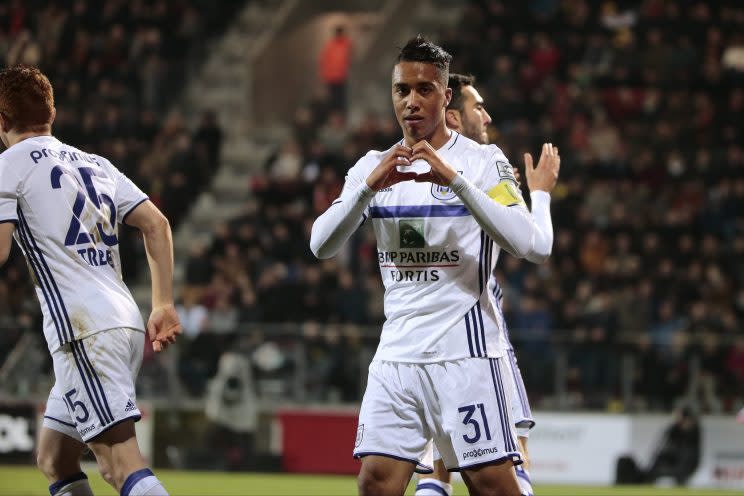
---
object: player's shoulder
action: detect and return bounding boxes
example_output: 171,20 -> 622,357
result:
460,136 -> 509,163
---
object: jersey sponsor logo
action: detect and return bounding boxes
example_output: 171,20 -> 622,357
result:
355,424 -> 364,447
462,446 -> 499,460
378,250 -> 459,264
29,148 -> 100,165
399,219 -> 425,248
79,424 -> 97,437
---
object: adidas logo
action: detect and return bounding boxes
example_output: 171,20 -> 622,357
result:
124,399 -> 137,412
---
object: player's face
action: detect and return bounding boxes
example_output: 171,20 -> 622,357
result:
392,61 -> 451,144
459,85 -> 491,144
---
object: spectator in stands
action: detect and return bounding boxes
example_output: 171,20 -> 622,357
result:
318,25 -> 352,114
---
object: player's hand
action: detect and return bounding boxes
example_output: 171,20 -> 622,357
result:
366,144 -> 418,191
410,140 -> 458,186
147,303 -> 182,352
524,143 -> 560,193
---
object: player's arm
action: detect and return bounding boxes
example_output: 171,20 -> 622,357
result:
413,142 -> 559,261
0,221 -> 15,266
124,200 -> 182,351
310,145 -> 416,259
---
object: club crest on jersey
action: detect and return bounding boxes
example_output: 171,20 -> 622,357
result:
399,219 -> 425,248
431,170 -> 462,201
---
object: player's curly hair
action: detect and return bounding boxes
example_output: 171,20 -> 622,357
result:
0,65 -> 55,132
397,35 -> 451,85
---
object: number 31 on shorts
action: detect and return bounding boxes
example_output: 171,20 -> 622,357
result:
459,403 -> 492,444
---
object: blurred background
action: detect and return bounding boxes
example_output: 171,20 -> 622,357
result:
0,0 -> 742,491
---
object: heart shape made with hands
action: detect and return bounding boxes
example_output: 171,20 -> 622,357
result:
396,158 -> 431,175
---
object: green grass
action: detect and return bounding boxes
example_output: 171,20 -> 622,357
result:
1,465 -> 740,495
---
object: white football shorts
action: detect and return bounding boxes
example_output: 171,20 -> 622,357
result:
422,348 -> 534,464
43,327 -> 144,443
353,358 -> 522,472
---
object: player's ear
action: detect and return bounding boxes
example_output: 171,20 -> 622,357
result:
445,109 -> 461,130
444,87 -> 452,108
49,107 -> 57,126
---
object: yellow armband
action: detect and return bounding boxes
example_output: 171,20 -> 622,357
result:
487,182 -> 526,207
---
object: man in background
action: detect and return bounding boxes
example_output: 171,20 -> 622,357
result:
318,25 -> 353,115
415,73 -> 559,496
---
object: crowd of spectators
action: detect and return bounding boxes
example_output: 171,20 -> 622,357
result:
177,0 -> 744,411
1,1 -> 742,414
0,0 -> 234,384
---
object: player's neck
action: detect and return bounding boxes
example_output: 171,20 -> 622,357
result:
6,129 -> 51,148
404,125 -> 451,149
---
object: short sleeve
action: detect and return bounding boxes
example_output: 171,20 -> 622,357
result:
104,159 -> 148,224
0,160 -> 21,224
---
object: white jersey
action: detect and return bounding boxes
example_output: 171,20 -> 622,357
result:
0,136 -> 147,352
323,132 -> 535,362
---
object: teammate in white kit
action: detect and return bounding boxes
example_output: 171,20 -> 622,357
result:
0,65 -> 181,496
311,37 -> 559,496
415,74 -> 558,496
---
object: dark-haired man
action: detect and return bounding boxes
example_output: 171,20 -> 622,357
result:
311,36 -> 559,496
0,65 -> 180,496
415,74 -> 558,496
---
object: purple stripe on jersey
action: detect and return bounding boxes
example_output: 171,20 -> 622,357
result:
465,313 -> 475,357
478,231 -> 484,293
17,209 -> 74,341
16,210 -> 68,344
78,340 -> 115,423
477,301 -> 487,355
0,218 -> 18,225
368,205 -> 470,218
470,307 -> 482,357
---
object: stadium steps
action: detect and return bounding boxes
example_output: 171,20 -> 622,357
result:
131,0 -> 300,311
348,0 -> 465,125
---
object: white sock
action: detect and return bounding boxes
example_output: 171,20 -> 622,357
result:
120,468 -> 169,496
49,472 -> 93,496
415,478 -> 453,496
515,465 -> 534,496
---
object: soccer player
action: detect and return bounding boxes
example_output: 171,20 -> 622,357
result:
310,36 -> 559,496
0,65 -> 181,496
415,74 -> 557,496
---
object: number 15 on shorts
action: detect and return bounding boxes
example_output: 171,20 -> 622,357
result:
459,403 -> 491,444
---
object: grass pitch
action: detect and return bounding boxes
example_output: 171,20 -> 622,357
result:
0,465 -> 740,495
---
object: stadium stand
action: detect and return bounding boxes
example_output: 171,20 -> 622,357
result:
1,0 -> 742,417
